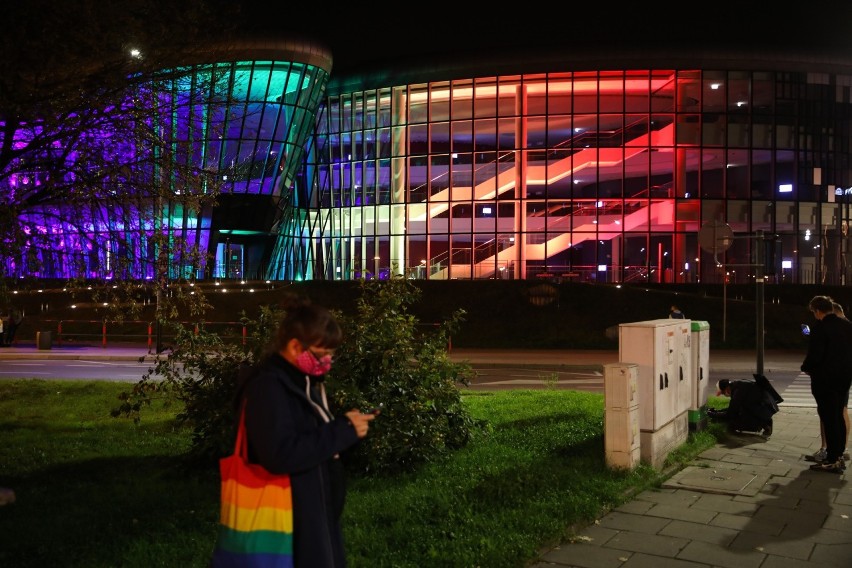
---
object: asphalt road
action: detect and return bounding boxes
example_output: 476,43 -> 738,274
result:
0,358 -> 161,382
0,357 -> 817,408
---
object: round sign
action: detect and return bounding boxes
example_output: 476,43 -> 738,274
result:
698,221 -> 734,254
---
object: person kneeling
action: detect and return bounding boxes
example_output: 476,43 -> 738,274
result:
715,378 -> 779,436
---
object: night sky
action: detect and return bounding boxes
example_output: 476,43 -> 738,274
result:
235,1 -> 852,73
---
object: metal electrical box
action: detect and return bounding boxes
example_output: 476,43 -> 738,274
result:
689,320 -> 711,430
675,322 -> 693,416
618,319 -> 692,431
604,362 -> 639,409
603,363 -> 641,469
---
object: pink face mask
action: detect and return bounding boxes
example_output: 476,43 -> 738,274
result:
294,349 -> 333,376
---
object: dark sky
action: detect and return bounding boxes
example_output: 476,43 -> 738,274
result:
236,2 -> 852,73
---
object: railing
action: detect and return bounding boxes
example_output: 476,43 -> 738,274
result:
29,319 -> 453,352
35,319 -> 249,352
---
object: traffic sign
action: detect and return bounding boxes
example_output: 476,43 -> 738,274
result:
698,221 -> 734,254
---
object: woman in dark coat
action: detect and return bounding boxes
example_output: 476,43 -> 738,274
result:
801,295 -> 852,472
240,299 -> 376,566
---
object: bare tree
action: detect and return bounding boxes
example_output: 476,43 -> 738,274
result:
0,0 -> 246,326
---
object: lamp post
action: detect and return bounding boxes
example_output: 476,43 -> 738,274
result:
755,229 -> 765,375
844,187 -> 850,285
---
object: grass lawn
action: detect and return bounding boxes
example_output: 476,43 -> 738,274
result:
0,380 -> 723,567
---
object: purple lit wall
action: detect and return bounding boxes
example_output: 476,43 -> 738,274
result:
4,49 -> 330,282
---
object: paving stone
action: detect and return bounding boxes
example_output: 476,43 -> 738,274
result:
693,457 -> 739,470
569,524 -> 619,546
537,542 -> 632,568
729,531 -> 815,560
658,519 -> 738,545
595,511 -> 670,535
615,500 -> 654,515
695,447 -> 729,461
758,552 -> 823,568
662,467 -> 767,496
710,511 -> 784,536
756,493 -> 809,511
634,488 -> 700,506
809,540 -> 852,566
643,503 -> 716,524
675,539 -> 765,568
822,513 -> 852,534
604,531 -> 688,557
720,454 -> 774,467
781,525 -> 851,544
691,493 -> 758,515
612,551 -> 707,568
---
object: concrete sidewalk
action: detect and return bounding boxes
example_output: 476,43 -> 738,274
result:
534,406 -> 851,568
1,342 -> 848,566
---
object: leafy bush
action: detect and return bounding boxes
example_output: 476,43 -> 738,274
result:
328,278 -> 481,475
111,306 -> 281,464
113,279 -> 480,473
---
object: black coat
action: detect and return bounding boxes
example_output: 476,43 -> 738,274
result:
242,353 -> 360,568
800,313 -> 852,395
727,380 -> 778,431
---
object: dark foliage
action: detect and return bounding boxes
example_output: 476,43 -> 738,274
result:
112,279 -> 480,473
327,278 -> 481,475
112,306 -> 280,464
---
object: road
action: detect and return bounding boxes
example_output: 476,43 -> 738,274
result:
465,364 -> 816,405
0,359 -> 161,382
466,365 -> 605,391
0,357 -> 822,408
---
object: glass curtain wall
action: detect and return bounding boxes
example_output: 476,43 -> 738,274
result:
5,58 -> 328,281
307,69 -> 852,285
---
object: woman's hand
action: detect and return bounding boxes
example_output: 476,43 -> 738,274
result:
345,409 -> 377,438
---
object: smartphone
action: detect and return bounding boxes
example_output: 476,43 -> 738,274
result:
366,403 -> 383,415
801,324 -> 810,336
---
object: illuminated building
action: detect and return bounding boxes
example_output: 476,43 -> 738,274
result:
6,40 -> 852,285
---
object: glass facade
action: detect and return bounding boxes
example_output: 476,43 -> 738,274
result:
3,43 -> 330,282
6,45 -> 852,287
304,68 -> 852,285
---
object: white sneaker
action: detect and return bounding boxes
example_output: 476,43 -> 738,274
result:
807,448 -> 828,462
844,449 -> 850,461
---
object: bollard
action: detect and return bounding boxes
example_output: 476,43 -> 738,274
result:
37,331 -> 53,350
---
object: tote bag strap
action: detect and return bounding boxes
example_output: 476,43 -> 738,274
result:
233,403 -> 249,460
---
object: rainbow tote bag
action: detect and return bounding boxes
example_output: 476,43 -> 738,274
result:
211,406 -> 293,568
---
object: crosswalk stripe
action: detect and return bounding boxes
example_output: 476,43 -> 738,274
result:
780,373 -> 852,408
779,373 -> 815,407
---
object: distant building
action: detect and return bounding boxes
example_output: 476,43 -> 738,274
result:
6,40 -> 852,285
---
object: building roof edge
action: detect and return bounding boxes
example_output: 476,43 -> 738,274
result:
327,45 -> 852,93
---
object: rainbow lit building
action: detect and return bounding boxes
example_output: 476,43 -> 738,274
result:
6,38 -> 852,286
